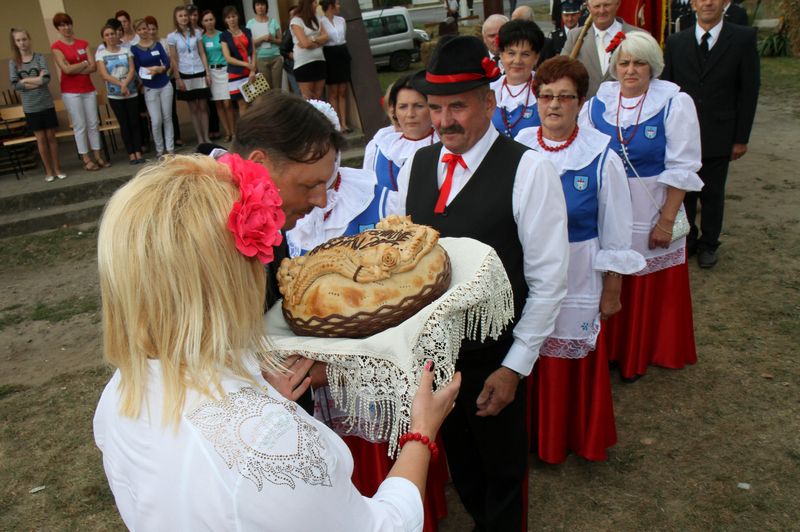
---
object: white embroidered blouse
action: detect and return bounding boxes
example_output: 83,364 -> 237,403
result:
94,361 -> 423,531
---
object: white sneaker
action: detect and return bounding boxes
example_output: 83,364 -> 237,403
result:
57,173 -> 67,179
45,175 -> 55,182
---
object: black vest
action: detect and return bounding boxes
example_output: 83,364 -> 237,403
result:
407,134 -> 530,348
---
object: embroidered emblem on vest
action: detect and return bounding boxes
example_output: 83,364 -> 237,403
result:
359,223 -> 375,232
523,107 -> 533,119
644,126 -> 658,139
573,175 -> 589,191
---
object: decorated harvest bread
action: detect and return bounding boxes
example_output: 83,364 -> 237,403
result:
277,216 -> 452,338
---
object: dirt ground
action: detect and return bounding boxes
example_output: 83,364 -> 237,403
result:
1,67 -> 799,529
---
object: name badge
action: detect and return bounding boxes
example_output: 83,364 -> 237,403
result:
77,48 -> 86,55
151,50 -> 160,56
205,41 -> 213,48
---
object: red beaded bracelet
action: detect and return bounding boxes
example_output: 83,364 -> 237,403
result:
398,432 -> 439,459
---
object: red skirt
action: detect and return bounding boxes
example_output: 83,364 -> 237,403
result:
343,436 -> 449,532
528,339 -> 617,464
602,261 -> 698,379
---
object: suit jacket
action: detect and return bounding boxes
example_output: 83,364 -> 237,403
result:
661,22 -> 760,159
677,3 -> 749,31
561,19 -> 645,97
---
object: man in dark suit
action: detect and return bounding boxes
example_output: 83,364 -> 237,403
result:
662,0 -> 759,268
550,0 -> 582,54
561,0 -> 646,96
677,0 -> 748,30
389,36 -> 569,531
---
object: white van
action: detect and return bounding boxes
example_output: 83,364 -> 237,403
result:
362,7 -> 425,71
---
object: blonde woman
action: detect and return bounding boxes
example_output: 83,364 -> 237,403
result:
94,154 -> 460,531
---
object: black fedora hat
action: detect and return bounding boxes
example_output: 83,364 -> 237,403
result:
412,35 -> 501,96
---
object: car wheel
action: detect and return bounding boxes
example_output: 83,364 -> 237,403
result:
389,50 -> 411,71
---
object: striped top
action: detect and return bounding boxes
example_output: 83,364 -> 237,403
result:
8,53 -> 54,113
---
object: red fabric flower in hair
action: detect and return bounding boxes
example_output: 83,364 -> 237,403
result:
481,56 -> 501,79
219,153 -> 285,265
605,31 -> 626,54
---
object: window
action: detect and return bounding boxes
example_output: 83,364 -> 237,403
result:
364,14 -> 408,39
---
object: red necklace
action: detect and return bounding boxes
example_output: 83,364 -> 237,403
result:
537,125 -> 579,152
503,76 -> 531,98
322,173 -> 342,221
500,77 -> 533,136
616,91 -> 647,145
401,128 -> 435,142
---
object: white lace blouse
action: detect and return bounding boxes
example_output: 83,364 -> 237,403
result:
94,361 -> 423,531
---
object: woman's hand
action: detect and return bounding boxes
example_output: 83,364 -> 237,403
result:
121,85 -> 130,97
147,66 -> 159,76
262,354 -> 313,402
248,71 -> 256,82
599,273 -> 623,319
649,219 -> 673,249
177,78 -> 186,91
409,361 -> 461,438
205,73 -> 211,85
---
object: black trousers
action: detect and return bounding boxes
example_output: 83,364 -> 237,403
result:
441,338 -> 528,532
109,97 -> 143,156
684,155 -> 730,252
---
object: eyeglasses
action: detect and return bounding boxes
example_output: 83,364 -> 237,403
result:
537,94 -> 579,103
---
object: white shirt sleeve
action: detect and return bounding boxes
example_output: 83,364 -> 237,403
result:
594,150 -> 647,274
386,151 -> 413,217
363,138 -> 379,174
660,92 -> 704,191
503,151 -> 570,376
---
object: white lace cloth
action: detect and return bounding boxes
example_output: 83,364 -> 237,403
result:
264,237 -> 514,456
490,74 -> 535,111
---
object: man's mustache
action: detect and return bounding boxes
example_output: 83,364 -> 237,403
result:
438,124 -> 465,135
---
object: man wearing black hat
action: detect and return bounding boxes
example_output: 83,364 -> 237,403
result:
388,36 -> 569,531
550,0 -> 583,54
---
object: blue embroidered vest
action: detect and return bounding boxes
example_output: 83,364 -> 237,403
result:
492,103 -> 541,138
589,98 -> 669,177
375,150 -> 400,191
560,149 -> 608,243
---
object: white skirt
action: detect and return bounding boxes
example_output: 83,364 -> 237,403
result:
209,68 -> 230,101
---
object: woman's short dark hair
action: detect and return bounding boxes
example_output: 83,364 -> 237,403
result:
253,0 -> 269,9
533,56 -> 590,100
387,72 -> 423,120
320,0 -> 337,11
144,15 -> 158,28
497,19 -> 545,53
101,23 -> 118,40
115,10 -> 131,22
232,91 -> 345,166
223,5 -> 240,20
52,12 -> 73,28
105,18 -> 123,32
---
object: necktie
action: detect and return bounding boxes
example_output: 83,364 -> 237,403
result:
434,153 -> 467,214
596,30 -> 607,74
700,32 -> 711,62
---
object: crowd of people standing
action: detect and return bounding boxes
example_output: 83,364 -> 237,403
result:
8,1 -> 355,182
81,0 -> 760,530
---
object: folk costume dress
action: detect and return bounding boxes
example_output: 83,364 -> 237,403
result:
94,361 -> 426,531
515,125 -> 645,463
285,164 -> 449,532
580,79 -> 704,379
363,126 -> 438,192
490,74 -> 540,138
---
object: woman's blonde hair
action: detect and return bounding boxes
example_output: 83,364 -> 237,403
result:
98,155 -> 279,425
609,31 -> 665,80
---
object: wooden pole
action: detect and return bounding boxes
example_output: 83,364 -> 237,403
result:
569,14 -> 594,59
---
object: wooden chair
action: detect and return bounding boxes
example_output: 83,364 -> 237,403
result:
0,105 -> 34,178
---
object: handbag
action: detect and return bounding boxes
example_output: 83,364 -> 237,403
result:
618,135 -> 690,242
240,72 -> 270,103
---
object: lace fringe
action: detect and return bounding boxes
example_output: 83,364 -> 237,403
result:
307,249 -> 515,457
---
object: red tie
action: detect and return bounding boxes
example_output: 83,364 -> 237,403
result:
435,153 -> 467,214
